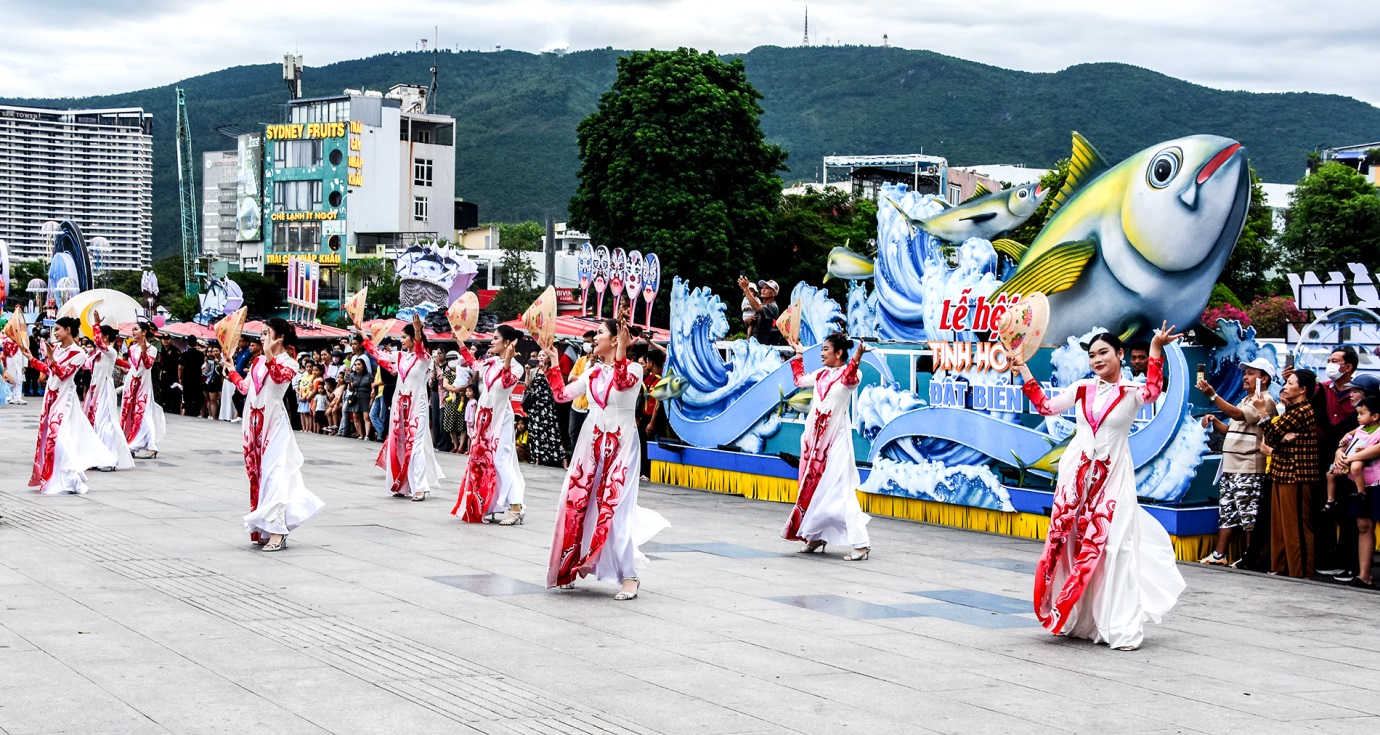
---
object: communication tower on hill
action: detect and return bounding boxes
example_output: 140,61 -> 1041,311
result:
284,54 -> 303,100
175,88 -> 200,296
803,7 -> 809,46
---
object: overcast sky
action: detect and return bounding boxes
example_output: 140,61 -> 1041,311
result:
1,0 -> 1376,106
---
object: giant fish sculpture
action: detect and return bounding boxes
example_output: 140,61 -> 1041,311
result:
894,182 -> 1048,244
994,133 -> 1249,341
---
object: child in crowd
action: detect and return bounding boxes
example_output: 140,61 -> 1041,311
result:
326,377 -> 344,434
514,413 -> 531,464
312,372 -> 329,434
1336,396 -> 1380,588
297,360 -> 316,433
462,385 -> 479,452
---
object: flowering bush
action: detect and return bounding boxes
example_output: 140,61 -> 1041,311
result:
1247,296 -> 1305,338
1202,303 -> 1250,329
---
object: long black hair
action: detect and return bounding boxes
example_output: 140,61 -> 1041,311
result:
99,325 -> 119,342
265,317 -> 298,351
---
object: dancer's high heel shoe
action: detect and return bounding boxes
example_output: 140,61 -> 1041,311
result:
797,540 -> 826,554
842,547 -> 870,561
614,579 -> 640,601
262,535 -> 287,552
498,507 -> 525,526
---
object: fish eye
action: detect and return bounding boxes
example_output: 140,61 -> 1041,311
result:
1017,189 -> 1028,198
1146,149 -> 1182,189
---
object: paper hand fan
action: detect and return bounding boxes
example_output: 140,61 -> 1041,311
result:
5,307 -> 28,351
522,286 -> 558,348
343,287 -> 368,325
775,301 -> 802,345
995,292 -> 1049,365
447,292 -> 480,341
215,307 -> 249,357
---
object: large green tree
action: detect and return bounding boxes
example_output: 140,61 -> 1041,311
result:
1218,169 -> 1277,302
1277,162 -> 1380,276
569,48 -> 787,305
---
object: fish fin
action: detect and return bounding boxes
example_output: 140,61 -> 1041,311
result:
991,238 -> 1028,261
1032,437 -> 1072,474
963,183 -> 991,203
1047,132 -> 1111,219
1118,323 -> 1142,343
995,239 -> 1096,297
958,211 -> 999,223
885,197 -> 921,231
822,273 -> 832,283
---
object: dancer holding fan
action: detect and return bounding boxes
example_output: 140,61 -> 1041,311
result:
121,319 -> 166,459
222,318 -> 324,550
542,315 -> 668,599
352,310 -> 443,501
782,331 -> 872,559
1009,321 -> 1186,651
82,312 -> 135,471
451,323 -> 526,525
24,317 -> 115,494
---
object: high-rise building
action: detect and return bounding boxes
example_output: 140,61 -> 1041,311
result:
259,84 -> 455,303
202,150 -> 239,261
0,104 -> 153,269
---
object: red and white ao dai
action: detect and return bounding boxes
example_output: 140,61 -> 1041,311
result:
28,344 -> 115,494
784,356 -> 871,548
82,330 -> 135,470
227,354 -> 324,541
366,339 -> 444,496
120,342 -> 166,454
1023,356 -> 1185,650
546,358 -> 668,588
452,351 -> 525,521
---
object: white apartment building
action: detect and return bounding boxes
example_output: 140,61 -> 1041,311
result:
202,150 -> 239,261
0,105 -> 153,269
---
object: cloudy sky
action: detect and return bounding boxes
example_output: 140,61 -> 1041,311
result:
1,0 -> 1376,105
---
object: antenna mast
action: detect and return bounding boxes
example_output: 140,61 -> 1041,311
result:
429,26 -> 439,113
803,6 -> 810,46
283,54 -> 303,99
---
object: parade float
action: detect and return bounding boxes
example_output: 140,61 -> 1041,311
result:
652,132 -> 1272,560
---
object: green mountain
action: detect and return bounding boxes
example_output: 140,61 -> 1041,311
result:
6,45 -> 1378,260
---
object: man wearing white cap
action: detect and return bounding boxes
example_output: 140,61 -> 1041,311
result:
1196,357 -> 1279,567
737,276 -> 781,345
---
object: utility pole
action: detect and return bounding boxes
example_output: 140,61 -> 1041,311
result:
544,216 -> 556,287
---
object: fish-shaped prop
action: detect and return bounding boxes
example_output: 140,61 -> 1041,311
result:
522,286 -> 558,348
593,246 -> 610,318
778,386 -> 813,416
911,183 -> 1047,244
215,307 -> 248,356
775,301 -> 802,344
343,287 -> 367,325
446,292 -> 480,341
650,373 -> 688,401
993,132 -> 1250,342
577,244 -> 594,317
4,307 -> 26,351
995,292 -> 1050,364
824,245 -> 875,282
642,253 -> 661,329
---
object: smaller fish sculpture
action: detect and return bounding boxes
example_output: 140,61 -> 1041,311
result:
824,245 -> 875,282
778,386 -> 814,415
650,373 -> 688,401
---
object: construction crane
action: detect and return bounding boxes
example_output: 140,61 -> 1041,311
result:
175,87 -> 200,296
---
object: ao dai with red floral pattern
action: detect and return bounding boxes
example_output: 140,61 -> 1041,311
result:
1022,356 -> 1184,650
29,343 -> 115,494
544,358 -> 668,588
366,338 -> 444,496
452,350 -> 525,522
783,356 -> 871,548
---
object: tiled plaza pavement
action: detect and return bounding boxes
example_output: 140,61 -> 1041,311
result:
1,404 -> 1378,734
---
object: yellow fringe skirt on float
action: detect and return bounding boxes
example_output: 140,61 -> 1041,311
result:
650,460 -> 1215,562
